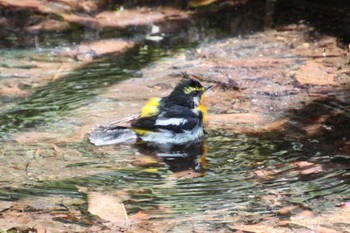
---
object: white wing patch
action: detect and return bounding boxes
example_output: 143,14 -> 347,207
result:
155,118 -> 187,126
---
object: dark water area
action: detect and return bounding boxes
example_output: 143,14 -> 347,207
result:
0,43 -> 181,137
0,0 -> 350,231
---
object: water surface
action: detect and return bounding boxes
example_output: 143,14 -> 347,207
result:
0,1 -> 350,230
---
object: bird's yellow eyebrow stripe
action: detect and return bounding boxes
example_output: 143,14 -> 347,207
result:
183,86 -> 205,94
139,97 -> 160,117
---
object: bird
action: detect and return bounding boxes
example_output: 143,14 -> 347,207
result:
89,74 -> 211,147
131,76 -> 211,146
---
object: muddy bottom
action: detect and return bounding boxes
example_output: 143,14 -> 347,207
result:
0,0 -> 350,232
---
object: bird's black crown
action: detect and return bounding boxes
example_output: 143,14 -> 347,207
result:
166,77 -> 204,108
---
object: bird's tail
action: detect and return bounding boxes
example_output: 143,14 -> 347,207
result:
89,125 -> 137,146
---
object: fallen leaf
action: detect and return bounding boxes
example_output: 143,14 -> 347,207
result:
0,0 -> 51,13
254,169 -> 275,180
129,211 -> 150,221
303,123 -> 326,136
277,206 -> 297,216
87,191 -> 127,225
75,39 -> 135,60
293,161 -> 323,175
264,118 -> 289,131
295,60 -> 338,85
0,201 -> 15,212
35,224 -> 46,233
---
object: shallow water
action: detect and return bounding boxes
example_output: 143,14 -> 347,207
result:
1,1 -> 350,230
1,130 -> 349,226
0,42 -> 191,138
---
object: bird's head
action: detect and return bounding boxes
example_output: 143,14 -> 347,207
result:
167,78 -> 212,109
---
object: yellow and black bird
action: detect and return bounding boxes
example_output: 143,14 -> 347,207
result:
89,74 -> 211,146
131,77 -> 211,145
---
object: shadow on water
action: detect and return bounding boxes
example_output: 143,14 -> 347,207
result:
283,90 -> 350,156
274,0 -> 350,46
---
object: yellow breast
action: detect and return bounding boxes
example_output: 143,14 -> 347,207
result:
197,95 -> 207,124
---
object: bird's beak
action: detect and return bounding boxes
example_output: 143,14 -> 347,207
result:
204,85 -> 213,92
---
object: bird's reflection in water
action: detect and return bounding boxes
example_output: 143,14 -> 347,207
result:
88,125 -> 207,173
134,140 -> 207,173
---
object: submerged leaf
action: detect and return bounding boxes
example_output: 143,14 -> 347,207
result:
87,191 -> 127,224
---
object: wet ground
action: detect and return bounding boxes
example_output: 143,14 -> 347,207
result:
1,0 -> 350,232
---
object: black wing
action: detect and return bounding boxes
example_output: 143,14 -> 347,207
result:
131,105 -> 202,133
131,115 -> 158,131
